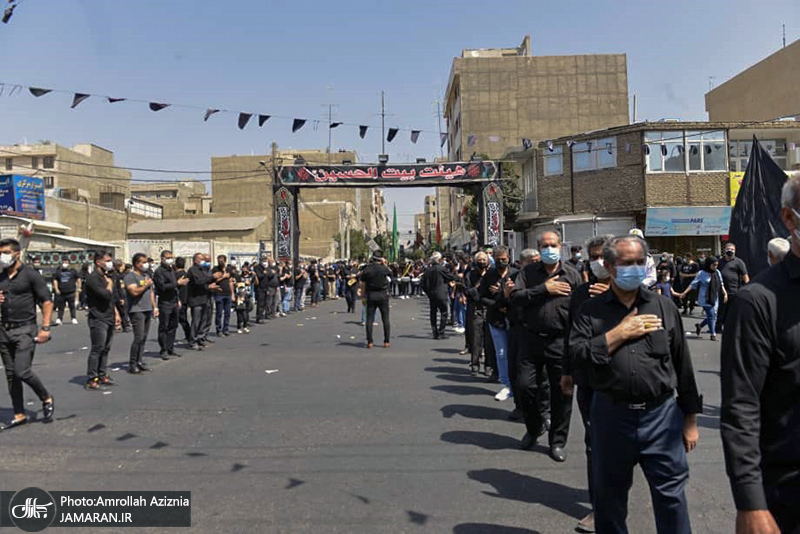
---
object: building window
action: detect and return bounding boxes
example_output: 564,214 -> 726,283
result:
31,156 -> 40,169
646,130 -> 727,173
571,137 -> 617,172
4,158 -> 11,171
42,156 -> 55,169
729,138 -> 787,171
543,146 -> 563,176
43,176 -> 54,189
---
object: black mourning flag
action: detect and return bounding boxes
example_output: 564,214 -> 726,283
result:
258,114 -> 270,127
149,102 -> 170,112
728,136 -> 790,279
71,93 -> 90,109
238,112 -> 252,130
204,108 -> 220,122
292,118 -> 306,133
359,125 -> 368,139
28,87 -> 52,97
410,130 -> 420,144
330,122 -> 343,129
387,128 -> 399,143
108,97 -> 126,103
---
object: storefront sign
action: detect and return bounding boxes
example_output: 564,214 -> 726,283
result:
645,206 -> 732,236
0,174 -> 46,220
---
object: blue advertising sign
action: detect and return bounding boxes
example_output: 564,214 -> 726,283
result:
645,206 -> 732,236
0,175 -> 46,220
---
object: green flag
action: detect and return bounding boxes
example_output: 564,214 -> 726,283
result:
391,204 -> 398,262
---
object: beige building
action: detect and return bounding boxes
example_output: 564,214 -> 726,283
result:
211,146 -> 388,259
131,180 -> 212,218
442,35 -> 629,248
706,39 -> 800,122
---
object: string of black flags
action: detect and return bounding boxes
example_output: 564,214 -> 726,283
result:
0,81 -> 449,147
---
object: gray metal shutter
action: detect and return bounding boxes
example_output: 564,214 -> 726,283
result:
596,217 -> 636,239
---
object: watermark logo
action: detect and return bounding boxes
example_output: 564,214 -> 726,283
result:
8,488 -> 56,532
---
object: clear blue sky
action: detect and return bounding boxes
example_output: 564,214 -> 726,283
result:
1,0 -> 798,234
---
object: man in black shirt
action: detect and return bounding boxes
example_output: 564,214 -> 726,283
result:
84,251 -> 119,389
154,250 -> 187,359
187,253 -> 215,350
678,254 -> 699,315
52,259 -> 80,325
0,238 -> 55,430
464,253 -> 490,375
716,242 -> 749,334
721,177 -> 800,534
423,252 -> 457,339
213,255 -> 235,336
569,235 -> 701,534
359,251 -> 392,348
262,259 -> 280,320
511,231 -> 581,462
174,257 -> 192,343
254,254 -> 269,323
112,259 -> 131,332
309,259 -> 321,307
567,245 -> 587,283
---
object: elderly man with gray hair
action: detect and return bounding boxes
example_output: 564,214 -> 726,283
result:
767,237 -> 790,266
722,174 -> 800,534
422,251 -> 457,339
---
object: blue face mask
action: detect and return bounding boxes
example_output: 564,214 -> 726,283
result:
614,264 -> 647,291
540,246 -> 561,265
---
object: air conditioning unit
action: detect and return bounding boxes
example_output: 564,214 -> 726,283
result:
790,148 -> 800,167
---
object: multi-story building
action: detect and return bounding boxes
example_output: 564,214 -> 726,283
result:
442,35 -> 630,248
211,146 -> 386,258
131,180 -> 212,218
505,120 -> 800,255
705,39 -> 800,122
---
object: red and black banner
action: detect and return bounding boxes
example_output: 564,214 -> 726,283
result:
482,182 -> 503,247
277,161 -> 499,187
273,186 -> 296,262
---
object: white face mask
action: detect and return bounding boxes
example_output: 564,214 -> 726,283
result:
0,252 -> 15,269
262,261 -> 269,267
140,262 -> 150,272
164,258 -> 174,267
104,261 -> 114,272
590,259 -> 609,280
62,263 -> 69,269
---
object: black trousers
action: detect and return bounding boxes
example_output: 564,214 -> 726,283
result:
576,385 -> 595,507
345,287 -> 357,312
311,282 -> 321,304
56,292 -> 77,320
190,304 -> 206,345
508,323 -> 523,410
265,289 -> 278,319
88,319 -> 114,380
0,324 -> 50,414
178,303 -> 191,342
365,291 -> 390,344
158,303 -> 179,354
470,308 -> 486,369
115,300 -> 131,329
200,299 -> 212,339
516,333 -> 572,448
256,289 -> 267,321
429,297 -> 448,336
128,311 -> 151,367
465,303 -> 475,352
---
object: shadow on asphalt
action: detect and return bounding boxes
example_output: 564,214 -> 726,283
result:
337,342 -> 366,348
424,366 -> 471,375
440,430 -> 521,451
441,404 -> 516,422
431,385 -> 497,396
468,468 -> 591,520
697,369 -> 721,376
435,374 -> 491,384
407,510 -> 429,525
432,349 -> 464,356
453,524 -> 541,534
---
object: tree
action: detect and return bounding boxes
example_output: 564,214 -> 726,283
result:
331,229 -> 369,260
463,157 -> 523,232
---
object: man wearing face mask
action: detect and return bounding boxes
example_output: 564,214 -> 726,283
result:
561,234 -> 614,533
422,252 -> 457,339
568,245 -> 587,283
721,176 -> 800,534
84,251 -> 119,389
254,254 -> 269,324
464,252 -> 491,375
262,259 -> 280,321
187,253 -> 219,350
0,238 -> 55,430
716,242 -> 749,334
200,253 -> 219,343
569,235 -> 702,534
52,259 -> 80,325
154,250 -> 187,360
125,253 -> 159,374
511,231 -> 581,462
212,255 -> 235,336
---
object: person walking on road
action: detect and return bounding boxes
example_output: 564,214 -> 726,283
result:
359,251 -> 392,349
52,259 -> 80,325
422,251 -> 457,340
83,251 -> 119,390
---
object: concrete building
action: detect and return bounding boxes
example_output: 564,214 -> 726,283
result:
705,39 -> 800,122
211,146 -> 387,259
442,34 -> 630,249
504,120 -> 800,255
130,180 -> 212,218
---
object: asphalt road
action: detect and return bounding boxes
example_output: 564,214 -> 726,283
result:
0,297 -> 734,533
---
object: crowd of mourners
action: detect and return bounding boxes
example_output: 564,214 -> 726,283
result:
1,175 -> 799,534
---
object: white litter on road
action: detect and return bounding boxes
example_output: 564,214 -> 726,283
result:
65,351 -> 74,355
265,370 -> 279,374
81,346 -> 88,350
296,323 -> 305,326
103,391 -> 112,395
336,335 -> 341,339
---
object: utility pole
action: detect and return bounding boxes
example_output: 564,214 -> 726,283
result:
340,206 -> 346,259
381,91 -> 386,155
783,23 -> 786,48
327,104 -> 333,164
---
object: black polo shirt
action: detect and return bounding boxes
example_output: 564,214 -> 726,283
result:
510,260 -> 582,336
564,282 -> 599,386
719,256 -> 748,295
85,270 -> 115,324
212,265 -> 235,295
568,286 -> 702,413
721,251 -> 800,511
0,263 -> 52,325
153,265 -> 179,305
360,263 -> 391,292
187,265 -> 214,307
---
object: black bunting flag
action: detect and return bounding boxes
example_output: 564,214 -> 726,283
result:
359,125 -> 368,139
70,93 -> 90,109
204,108 -> 220,122
410,130 -> 420,144
149,102 -> 170,112
292,119 -> 306,133
258,114 -> 270,127
387,128 -> 399,143
238,112 -> 252,130
439,133 -> 447,148
28,87 -> 51,97
107,97 -> 126,103
330,122 -> 343,129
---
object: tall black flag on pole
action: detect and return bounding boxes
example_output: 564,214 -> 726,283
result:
728,136 -> 790,278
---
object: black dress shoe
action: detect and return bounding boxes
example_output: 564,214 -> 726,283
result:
128,366 -> 142,374
168,351 -> 182,358
520,432 -> 537,450
0,417 -> 28,431
160,353 -> 171,361
42,398 -> 55,421
191,344 -> 204,351
508,408 -> 524,421
550,446 -> 566,462
138,363 -> 153,372
432,333 -> 439,340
